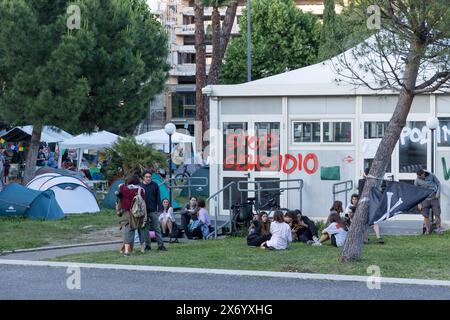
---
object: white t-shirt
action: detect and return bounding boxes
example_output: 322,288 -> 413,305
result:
344,203 -> 353,215
323,222 -> 348,247
158,207 -> 175,223
266,221 -> 292,250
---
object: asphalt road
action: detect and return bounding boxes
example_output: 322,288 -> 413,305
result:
1,264 -> 450,300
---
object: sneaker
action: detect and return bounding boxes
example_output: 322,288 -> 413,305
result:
312,242 -> 322,246
123,252 -> 130,257
436,227 -> 445,234
306,240 -> 315,245
377,237 -> 385,244
158,246 -> 167,251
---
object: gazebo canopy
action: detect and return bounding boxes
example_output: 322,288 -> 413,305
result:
135,129 -> 194,145
1,126 -> 73,143
59,131 -> 119,150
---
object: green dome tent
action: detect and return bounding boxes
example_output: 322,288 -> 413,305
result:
0,183 -> 64,220
101,174 -> 180,210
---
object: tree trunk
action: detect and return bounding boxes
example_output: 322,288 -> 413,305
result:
194,0 -> 206,152
207,1 -> 239,86
23,125 -> 42,184
339,49 -> 422,262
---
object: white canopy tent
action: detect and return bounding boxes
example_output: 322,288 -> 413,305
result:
1,125 -> 73,143
58,131 -> 120,169
135,129 -> 196,161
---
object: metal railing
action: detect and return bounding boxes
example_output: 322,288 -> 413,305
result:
237,179 -> 304,212
165,176 -> 208,200
206,181 -> 236,239
332,180 -> 353,205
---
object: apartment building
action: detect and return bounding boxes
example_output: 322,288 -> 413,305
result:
136,0 -> 347,135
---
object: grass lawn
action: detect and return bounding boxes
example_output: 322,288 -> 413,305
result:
0,209 -> 118,252
54,232 -> 450,280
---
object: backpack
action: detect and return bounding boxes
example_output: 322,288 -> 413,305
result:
170,222 -> 183,239
131,188 -> 147,219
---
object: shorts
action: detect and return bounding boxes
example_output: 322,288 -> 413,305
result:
421,199 -> 441,218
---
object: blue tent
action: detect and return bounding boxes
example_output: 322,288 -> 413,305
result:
101,179 -> 124,209
0,183 -> 64,220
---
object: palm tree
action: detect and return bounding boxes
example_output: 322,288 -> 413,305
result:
104,137 -> 167,180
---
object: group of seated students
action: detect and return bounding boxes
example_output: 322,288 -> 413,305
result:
146,195 -> 212,241
247,210 -> 322,250
246,194 -> 382,250
180,196 -> 213,240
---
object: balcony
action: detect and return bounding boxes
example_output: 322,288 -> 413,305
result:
181,6 -> 244,16
176,45 -> 213,53
175,24 -> 195,35
175,22 -> 240,36
170,64 -> 211,76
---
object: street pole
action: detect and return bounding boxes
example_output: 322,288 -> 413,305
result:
169,133 -> 173,207
247,0 -> 251,82
431,128 -> 435,175
431,128 -> 436,228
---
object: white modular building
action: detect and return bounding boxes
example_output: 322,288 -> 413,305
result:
205,55 -> 450,224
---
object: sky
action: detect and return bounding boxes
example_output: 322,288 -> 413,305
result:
146,0 -> 160,13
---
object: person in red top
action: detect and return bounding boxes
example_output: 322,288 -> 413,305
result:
117,175 -> 146,256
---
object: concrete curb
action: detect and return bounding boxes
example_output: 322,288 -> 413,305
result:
1,259 -> 450,287
0,240 -> 123,256
0,235 -> 210,257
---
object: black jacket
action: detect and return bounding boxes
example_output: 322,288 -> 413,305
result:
358,178 -> 366,196
141,181 -> 161,213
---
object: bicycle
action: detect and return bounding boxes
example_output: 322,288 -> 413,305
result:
174,164 -> 191,185
230,191 -> 289,234
231,197 -> 256,235
255,191 -> 289,218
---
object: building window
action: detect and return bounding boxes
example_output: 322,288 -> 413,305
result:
172,92 -> 196,119
178,52 -> 196,64
255,122 -> 280,171
364,122 -> 389,139
438,117 -> 450,147
223,122 -> 248,171
293,122 -> 320,143
399,121 -> 427,173
292,121 -> 352,144
323,121 -> 352,143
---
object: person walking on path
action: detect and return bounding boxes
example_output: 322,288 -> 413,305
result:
140,170 -> 167,251
415,169 -> 444,234
118,176 -> 146,256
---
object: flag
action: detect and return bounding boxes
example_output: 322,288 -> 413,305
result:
368,181 -> 434,225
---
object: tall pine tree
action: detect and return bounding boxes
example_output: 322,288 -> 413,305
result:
318,0 -> 338,62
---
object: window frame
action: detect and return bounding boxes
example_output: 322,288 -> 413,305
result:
292,119 -> 353,145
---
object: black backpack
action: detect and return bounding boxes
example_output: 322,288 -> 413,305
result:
170,222 -> 183,239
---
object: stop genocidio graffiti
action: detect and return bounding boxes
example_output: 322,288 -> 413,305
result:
223,131 -> 318,174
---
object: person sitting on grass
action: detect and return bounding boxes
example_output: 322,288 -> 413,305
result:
260,211 -> 292,250
344,206 -> 355,228
247,211 -> 271,247
182,196 -> 199,238
283,211 -> 301,242
188,199 -> 212,240
311,212 -> 348,248
294,209 -> 320,245
344,194 -> 359,216
329,200 -> 344,218
159,198 -> 175,237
